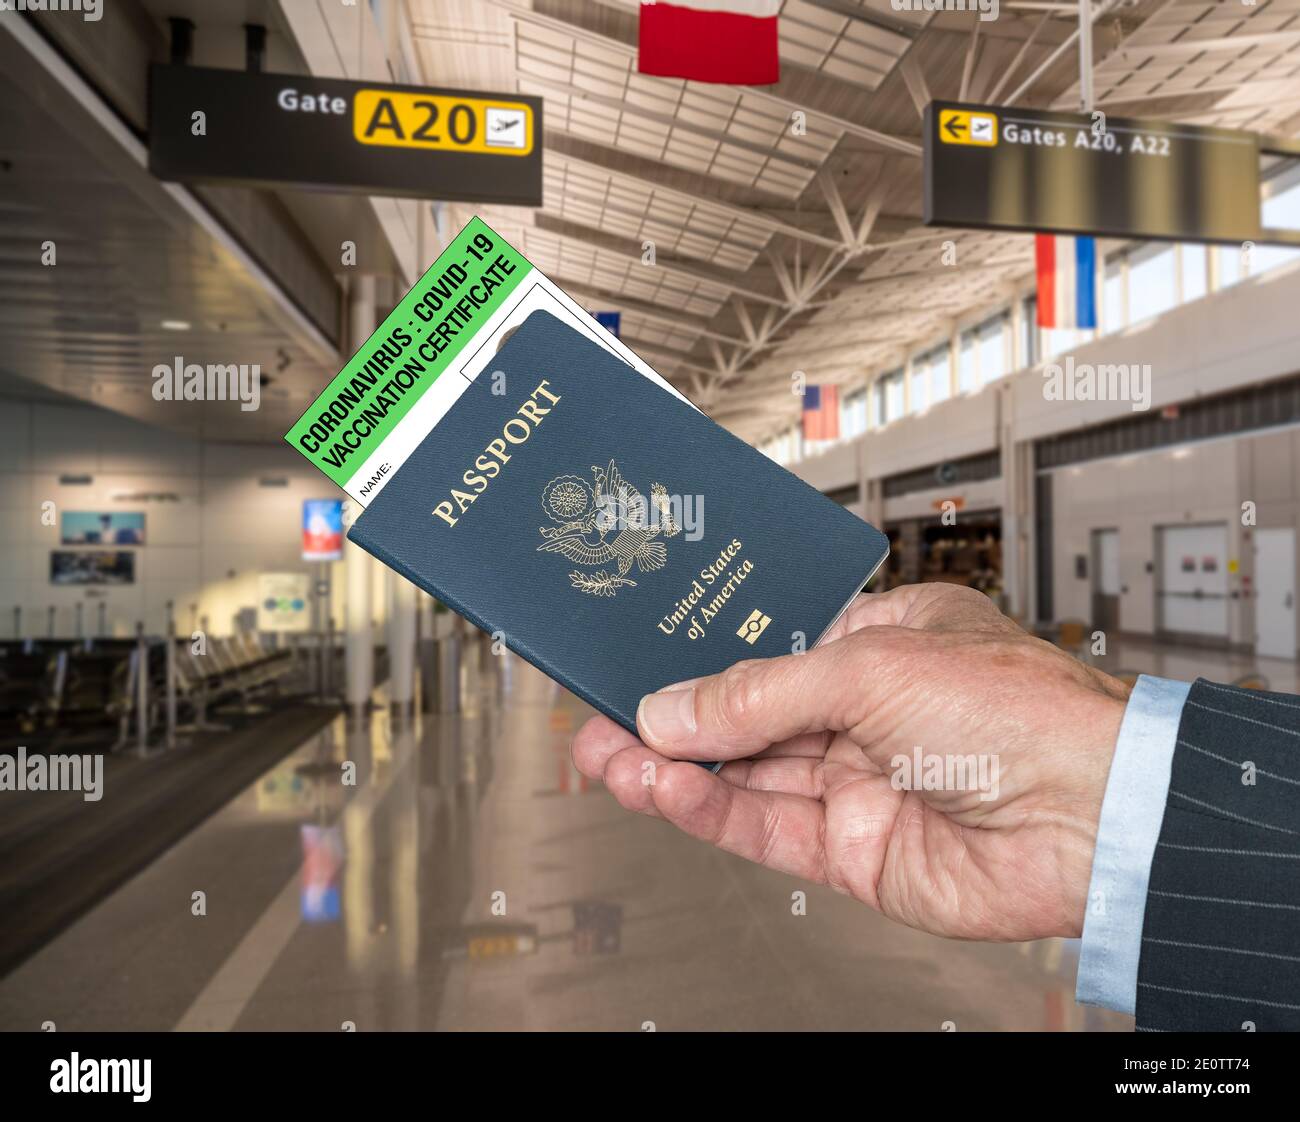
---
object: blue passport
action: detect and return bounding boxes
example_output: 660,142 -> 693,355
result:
347,309 -> 889,737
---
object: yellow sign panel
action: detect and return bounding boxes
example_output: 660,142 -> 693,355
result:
467,935 -> 517,959
938,109 -> 998,147
467,932 -> 537,959
354,91 -> 535,156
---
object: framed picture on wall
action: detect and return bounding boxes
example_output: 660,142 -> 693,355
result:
50,551 -> 136,585
61,511 -> 146,546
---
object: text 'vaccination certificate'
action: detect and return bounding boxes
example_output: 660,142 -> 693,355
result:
284,217 -> 693,507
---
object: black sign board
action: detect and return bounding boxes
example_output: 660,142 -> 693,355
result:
149,64 -> 543,207
924,101 -> 1261,245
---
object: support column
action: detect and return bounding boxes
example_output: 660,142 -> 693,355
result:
344,275 -> 377,716
1010,298 -> 1026,373
345,533 -> 373,713
1001,385 -> 1021,620
1078,0 -> 1094,113
387,571 -> 417,717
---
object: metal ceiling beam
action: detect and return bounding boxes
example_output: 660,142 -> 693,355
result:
899,56 -> 931,118
1092,79 -> 1276,108
717,358 -> 889,400
488,0 -> 922,157
476,0 -> 1062,431
798,0 -> 917,47
625,336 -> 720,379
732,296 -> 759,345
514,69 -> 820,172
707,337 -> 737,379
986,10 -> 1054,104
1004,0 -> 1125,106
537,177 -> 774,269
495,217 -> 788,307
686,170 -> 897,399
959,19 -> 984,103
549,146 -> 845,250
552,278 -> 748,347
768,334 -> 919,361
765,247 -> 800,304
841,254 -> 1033,291
1113,31 -> 1300,61
818,171 -> 859,247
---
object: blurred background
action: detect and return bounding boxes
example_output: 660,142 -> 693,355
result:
2,0 -> 1298,1032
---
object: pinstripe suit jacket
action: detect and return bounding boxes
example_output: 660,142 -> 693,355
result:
1135,678 -> 1300,1031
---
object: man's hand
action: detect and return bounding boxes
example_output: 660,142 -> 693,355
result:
572,583 -> 1131,942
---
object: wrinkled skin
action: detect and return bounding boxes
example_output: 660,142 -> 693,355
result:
572,583 -> 1130,941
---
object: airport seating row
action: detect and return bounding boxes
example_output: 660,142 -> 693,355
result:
0,632 -> 299,749
171,634 -> 296,730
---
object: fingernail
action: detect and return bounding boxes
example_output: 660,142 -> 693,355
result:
638,687 -> 697,745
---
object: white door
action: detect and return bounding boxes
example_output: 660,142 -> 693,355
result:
1096,530 -> 1120,596
1091,529 -> 1121,633
1255,528 -> 1296,659
1159,524 -> 1229,637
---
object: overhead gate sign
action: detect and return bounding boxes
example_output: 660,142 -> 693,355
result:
149,64 -> 542,207
924,100 -> 1262,245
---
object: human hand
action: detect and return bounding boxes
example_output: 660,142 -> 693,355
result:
572,583 -> 1131,941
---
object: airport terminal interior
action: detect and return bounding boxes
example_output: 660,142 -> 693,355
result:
2,0 -> 1300,1034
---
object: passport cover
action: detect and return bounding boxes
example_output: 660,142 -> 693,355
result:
347,309 -> 889,736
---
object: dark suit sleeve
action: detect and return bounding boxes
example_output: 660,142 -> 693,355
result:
1135,678 -> 1300,1031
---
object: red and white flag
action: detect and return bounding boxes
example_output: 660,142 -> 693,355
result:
638,1 -> 781,85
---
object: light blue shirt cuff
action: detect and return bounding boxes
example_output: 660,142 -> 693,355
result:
1075,674 -> 1191,1015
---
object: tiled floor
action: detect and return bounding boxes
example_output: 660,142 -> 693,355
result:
8,631 -> 1279,1032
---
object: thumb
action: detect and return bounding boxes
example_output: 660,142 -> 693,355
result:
636,635 -> 880,760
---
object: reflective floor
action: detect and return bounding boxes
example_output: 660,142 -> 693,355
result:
1090,636 -> 1300,695
15,633 -> 1279,1032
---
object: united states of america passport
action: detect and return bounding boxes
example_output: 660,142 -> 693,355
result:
345,308 -> 889,737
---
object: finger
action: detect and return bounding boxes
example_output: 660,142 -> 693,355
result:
843,585 -> 1013,636
636,633 -> 887,760
646,680 -> 832,756
601,742 -> 667,818
752,730 -> 832,759
650,762 -> 828,884
717,755 -> 826,800
571,714 -> 640,779
834,589 -> 921,634
573,716 -> 667,818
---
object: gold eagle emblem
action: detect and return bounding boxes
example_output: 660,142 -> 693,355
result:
537,460 -> 680,597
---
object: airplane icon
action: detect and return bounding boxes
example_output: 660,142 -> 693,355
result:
485,107 -> 528,149
938,109 -> 998,147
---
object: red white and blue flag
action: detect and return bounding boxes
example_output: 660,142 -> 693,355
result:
1036,234 -> 1097,329
638,1 -> 781,86
802,384 -> 839,442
